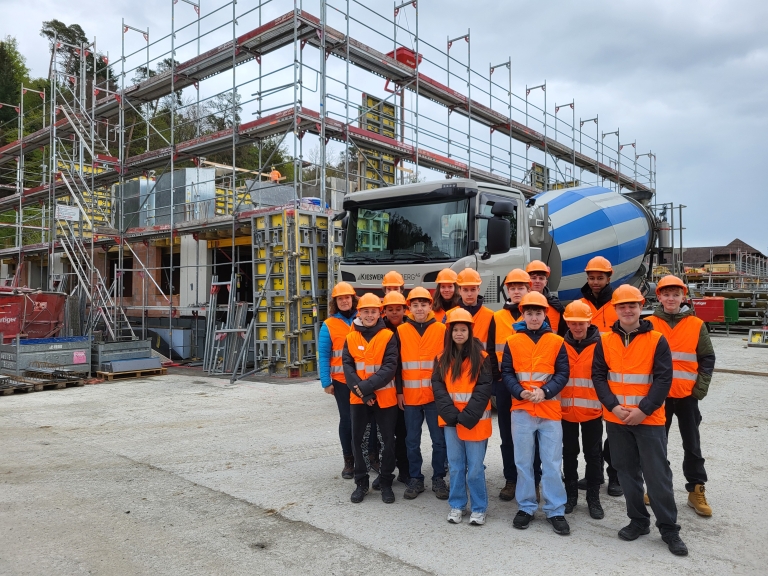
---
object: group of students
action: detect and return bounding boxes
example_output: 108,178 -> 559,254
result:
318,256 -> 715,557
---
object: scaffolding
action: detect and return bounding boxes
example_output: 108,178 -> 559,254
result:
0,0 -> 658,375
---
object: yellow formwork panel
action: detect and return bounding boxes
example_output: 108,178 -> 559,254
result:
256,326 -> 286,342
255,276 -> 285,291
255,309 -> 287,323
255,261 -> 285,275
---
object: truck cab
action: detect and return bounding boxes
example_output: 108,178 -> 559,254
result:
339,178 -> 542,310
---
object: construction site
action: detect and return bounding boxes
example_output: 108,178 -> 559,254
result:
1,1 -> 768,573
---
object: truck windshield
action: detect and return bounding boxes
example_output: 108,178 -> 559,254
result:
344,198 -> 470,262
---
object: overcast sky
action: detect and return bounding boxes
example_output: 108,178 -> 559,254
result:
3,0 -> 767,253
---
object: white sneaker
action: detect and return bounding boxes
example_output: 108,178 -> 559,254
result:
469,512 -> 486,526
447,508 -> 466,524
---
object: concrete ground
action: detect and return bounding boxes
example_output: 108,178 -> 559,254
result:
1,335 -> 766,575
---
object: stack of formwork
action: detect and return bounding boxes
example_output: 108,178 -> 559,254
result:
359,94 -> 397,189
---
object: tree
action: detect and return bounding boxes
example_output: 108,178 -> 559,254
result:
0,36 -> 29,142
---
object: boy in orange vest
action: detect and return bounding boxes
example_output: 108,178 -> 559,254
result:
526,260 -> 567,336
592,285 -> 688,556
455,268 -> 495,350
501,292 -> 571,535
342,293 -> 400,504
649,275 -> 715,516
396,287 -> 448,500
578,255 -> 621,497
433,308 -> 494,525
560,300 -> 604,519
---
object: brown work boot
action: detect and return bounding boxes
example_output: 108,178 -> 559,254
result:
499,481 -> 516,501
341,455 -> 354,479
687,484 -> 712,516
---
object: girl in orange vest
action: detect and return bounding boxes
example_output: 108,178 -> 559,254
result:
501,292 -> 571,535
319,282 -> 358,479
432,268 -> 460,322
342,293 -> 400,504
560,301 -> 604,520
433,308 -> 493,525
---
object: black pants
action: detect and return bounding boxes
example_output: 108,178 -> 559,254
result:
603,438 -> 617,481
395,408 -> 410,479
331,380 -> 353,457
495,381 -> 541,484
351,403 -> 398,486
607,422 -> 680,536
665,395 -> 707,492
562,417 -> 603,488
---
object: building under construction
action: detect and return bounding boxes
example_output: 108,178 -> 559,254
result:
0,0 -> 663,377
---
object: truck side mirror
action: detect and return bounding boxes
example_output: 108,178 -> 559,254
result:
486,216 -> 510,255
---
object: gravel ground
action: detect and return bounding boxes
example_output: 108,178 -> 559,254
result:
1,335 -> 766,575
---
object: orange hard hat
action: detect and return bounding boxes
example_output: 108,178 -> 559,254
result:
435,268 -> 458,284
456,268 -> 482,286
357,293 -> 383,309
331,282 -> 356,299
563,300 -> 593,322
519,292 -> 549,309
526,260 -> 551,276
382,271 -> 405,287
445,308 -> 474,324
612,284 -> 645,305
656,275 -> 688,295
504,269 -> 532,286
406,286 -> 433,303
382,291 -> 407,307
585,256 -> 613,274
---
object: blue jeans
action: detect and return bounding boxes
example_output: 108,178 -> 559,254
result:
404,402 -> 447,481
444,426 -> 488,514
511,410 -> 566,517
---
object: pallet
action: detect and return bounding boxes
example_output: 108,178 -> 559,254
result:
96,368 -> 167,381
0,385 -> 33,396
0,379 -> 84,395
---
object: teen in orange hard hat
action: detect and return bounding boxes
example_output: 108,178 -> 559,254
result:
320,282 -> 358,479
433,268 -> 460,322
649,275 -> 715,517
526,260 -> 567,336
343,293 -> 400,505
455,268 -> 495,352
592,285 -> 688,556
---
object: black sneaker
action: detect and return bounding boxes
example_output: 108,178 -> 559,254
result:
351,484 -> 368,504
577,477 -> 588,491
432,477 -> 449,500
512,510 -> 533,530
564,483 -> 578,514
662,533 -> 689,557
607,476 -> 624,497
586,488 -> 605,520
618,523 -> 651,541
372,475 -> 381,491
381,484 -> 395,504
404,478 -> 425,500
547,515 -> 571,535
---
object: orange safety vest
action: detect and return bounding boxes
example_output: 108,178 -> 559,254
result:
398,320 -> 446,406
561,341 -> 602,422
471,305 -> 495,351
649,316 -> 702,399
346,328 -> 398,408
493,308 -> 518,362
601,330 -> 666,426
437,351 -> 492,441
324,317 -> 353,384
580,298 -> 619,334
546,307 -> 561,334
508,332 -> 564,421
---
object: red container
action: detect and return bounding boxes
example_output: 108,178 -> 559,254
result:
691,297 -> 725,322
386,47 -> 423,69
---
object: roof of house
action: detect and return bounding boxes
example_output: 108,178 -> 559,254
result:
683,239 -> 766,267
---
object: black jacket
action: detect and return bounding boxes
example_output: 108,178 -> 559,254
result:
543,286 -> 568,336
580,282 -> 614,310
393,315 -> 439,393
564,324 -> 601,354
432,350 -> 493,430
342,318 -> 399,404
487,299 -> 522,381
500,321 -> 569,401
592,319 -> 673,416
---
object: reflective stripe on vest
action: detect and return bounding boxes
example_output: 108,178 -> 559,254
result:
601,330 -> 666,426
561,341 -> 602,422
398,321 -> 446,405
346,328 -> 398,408
436,350 -> 492,441
580,299 -> 618,334
507,331 -> 564,421
325,317 -> 353,384
493,308 -> 518,363
472,306 -> 494,351
649,315 -> 702,398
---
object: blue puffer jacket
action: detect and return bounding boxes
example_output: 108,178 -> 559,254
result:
319,311 -> 355,388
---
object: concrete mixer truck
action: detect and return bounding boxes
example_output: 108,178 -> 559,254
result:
338,178 -> 656,306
